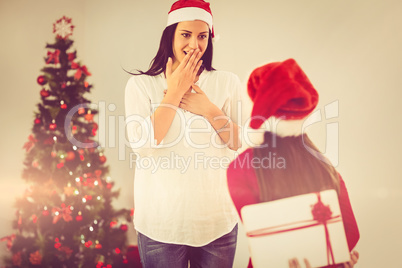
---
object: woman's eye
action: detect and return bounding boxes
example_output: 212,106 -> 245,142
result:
199,35 -> 207,39
182,33 -> 190,38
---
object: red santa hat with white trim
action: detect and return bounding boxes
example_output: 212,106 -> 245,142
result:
167,0 -> 214,37
248,58 -> 319,136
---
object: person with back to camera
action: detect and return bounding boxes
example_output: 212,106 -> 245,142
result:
226,59 -> 360,268
124,0 -> 242,267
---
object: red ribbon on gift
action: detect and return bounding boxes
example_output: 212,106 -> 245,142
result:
46,49 -> 60,64
246,192 -> 340,266
71,62 -> 91,80
312,193 -> 336,265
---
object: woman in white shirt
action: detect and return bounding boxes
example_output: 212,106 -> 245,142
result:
125,0 -> 242,267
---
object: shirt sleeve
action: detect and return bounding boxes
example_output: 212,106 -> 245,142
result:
337,174 -> 360,251
124,76 -> 165,156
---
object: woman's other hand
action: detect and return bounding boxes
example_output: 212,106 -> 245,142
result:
344,250 -> 359,268
179,84 -> 213,116
288,258 -> 311,268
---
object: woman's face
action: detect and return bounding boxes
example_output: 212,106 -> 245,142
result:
172,20 -> 209,70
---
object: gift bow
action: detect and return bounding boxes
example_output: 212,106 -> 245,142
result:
46,50 -> 60,64
71,62 -> 91,80
246,192 -> 340,266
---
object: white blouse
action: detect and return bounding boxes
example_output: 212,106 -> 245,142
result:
125,70 -> 241,246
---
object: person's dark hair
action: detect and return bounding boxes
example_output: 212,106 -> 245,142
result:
130,23 -> 215,76
253,132 -> 340,203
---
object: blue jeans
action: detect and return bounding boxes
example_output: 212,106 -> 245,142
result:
137,224 -> 238,268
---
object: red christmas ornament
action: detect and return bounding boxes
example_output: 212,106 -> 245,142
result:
31,214 -> 38,224
110,221 -> 117,228
54,242 -> 62,249
40,89 -> 50,97
61,82 -> 67,89
60,102 -> 67,109
107,183 -> 112,189
37,75 -> 47,85
115,248 -> 121,254
34,118 -> 41,124
95,244 -> 102,249
99,155 -> 106,163
57,162 -> 64,169
51,151 -> 57,158
49,123 -> 57,131
42,210 -> 49,216
79,155 -> 85,161
84,240 -> 92,248
75,215 -> 83,221
120,224 -> 128,232
84,81 -> 89,88
78,107 -> 85,115
72,125 -> 78,134
84,113 -> 94,122
65,151 -> 75,161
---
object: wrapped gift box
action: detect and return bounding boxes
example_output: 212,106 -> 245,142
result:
241,189 -> 350,268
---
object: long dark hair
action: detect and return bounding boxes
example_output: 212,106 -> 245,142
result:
130,23 -> 215,76
253,132 -> 340,203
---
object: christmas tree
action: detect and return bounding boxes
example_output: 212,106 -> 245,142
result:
1,16 -> 132,268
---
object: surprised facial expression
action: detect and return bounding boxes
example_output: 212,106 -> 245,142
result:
172,20 -> 209,70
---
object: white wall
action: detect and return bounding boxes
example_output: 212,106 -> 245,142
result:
1,0 -> 401,267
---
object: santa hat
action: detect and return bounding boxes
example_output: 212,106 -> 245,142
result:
248,58 -> 319,136
167,0 -> 214,37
